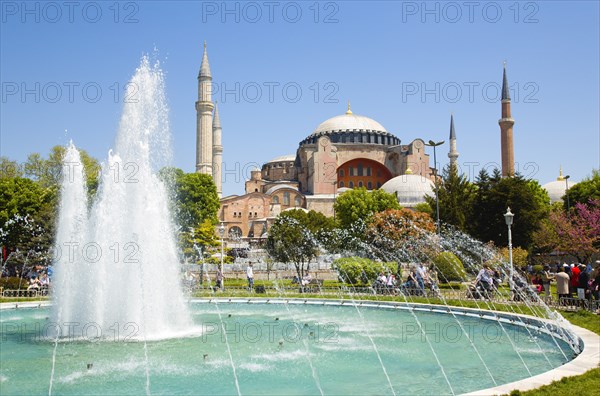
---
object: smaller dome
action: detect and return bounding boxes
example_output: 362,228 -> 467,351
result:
543,180 -> 577,203
266,154 -> 295,164
381,175 -> 435,207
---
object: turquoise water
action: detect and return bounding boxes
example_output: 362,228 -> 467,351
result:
0,302 -> 573,395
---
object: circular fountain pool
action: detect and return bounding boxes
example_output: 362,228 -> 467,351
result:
0,299 -> 577,395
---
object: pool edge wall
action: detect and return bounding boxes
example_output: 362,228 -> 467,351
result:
2,298 -> 598,395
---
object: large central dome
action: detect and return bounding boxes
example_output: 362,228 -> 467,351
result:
312,112 -> 388,135
299,105 -> 400,147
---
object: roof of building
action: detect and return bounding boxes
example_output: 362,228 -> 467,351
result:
542,169 -> 577,203
264,184 -> 299,195
311,112 -> 388,135
380,174 -> 435,207
265,154 -> 296,163
199,41 -> 211,78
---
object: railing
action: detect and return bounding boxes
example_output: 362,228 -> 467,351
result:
2,285 -> 598,312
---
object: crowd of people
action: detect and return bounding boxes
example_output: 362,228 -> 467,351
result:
532,262 -> 600,303
371,263 -> 439,296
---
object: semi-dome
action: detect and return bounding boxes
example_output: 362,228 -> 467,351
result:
312,113 -> 387,135
265,184 -> 298,195
381,174 -> 435,207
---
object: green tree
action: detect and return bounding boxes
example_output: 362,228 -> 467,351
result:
414,202 -> 433,216
23,145 -> 100,196
0,177 -> 57,268
425,163 -> 476,232
333,187 -> 400,230
469,169 -> 550,248
265,215 -> 319,289
160,170 -> 220,230
566,169 -> 600,209
0,157 -> 23,179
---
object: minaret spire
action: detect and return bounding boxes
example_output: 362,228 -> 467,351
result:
499,62 -> 515,177
199,41 -> 212,78
557,166 -> 565,181
448,113 -> 459,167
346,100 -> 352,115
196,41 -> 215,175
212,101 -> 223,198
501,61 -> 510,101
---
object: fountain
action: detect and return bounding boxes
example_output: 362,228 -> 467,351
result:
0,56 -> 597,395
51,56 -> 191,341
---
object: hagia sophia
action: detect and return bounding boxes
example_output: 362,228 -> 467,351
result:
194,44 -> 575,243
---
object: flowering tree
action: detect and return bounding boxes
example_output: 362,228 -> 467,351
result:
364,209 -> 436,263
533,199 -> 600,262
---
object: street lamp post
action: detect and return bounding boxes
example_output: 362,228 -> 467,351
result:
504,207 -> 514,299
425,140 -> 445,234
218,222 -> 225,291
564,175 -> 571,212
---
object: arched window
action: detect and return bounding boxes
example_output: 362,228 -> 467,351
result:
348,166 -> 354,176
376,182 -> 381,188
358,181 -> 363,188
348,181 -> 354,188
358,164 -> 363,176
294,196 -> 301,206
283,192 -> 290,205
339,181 -> 344,188
339,169 -> 344,177
367,181 -> 373,190
272,195 -> 279,204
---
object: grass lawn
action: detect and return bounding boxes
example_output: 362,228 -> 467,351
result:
505,309 -> 600,396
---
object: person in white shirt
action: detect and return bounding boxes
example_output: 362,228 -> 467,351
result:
246,262 -> 254,291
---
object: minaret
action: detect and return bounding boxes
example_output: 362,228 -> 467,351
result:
212,101 -> 223,198
499,62 -> 515,177
196,41 -> 215,175
448,113 -> 459,167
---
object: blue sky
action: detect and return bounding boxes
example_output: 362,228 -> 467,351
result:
1,1 -> 599,197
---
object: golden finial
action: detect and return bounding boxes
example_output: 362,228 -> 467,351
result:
557,165 -> 565,181
346,100 -> 352,115
405,166 -> 413,175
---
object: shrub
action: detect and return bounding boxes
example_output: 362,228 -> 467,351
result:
532,264 -> 543,274
0,277 -> 26,290
334,257 -> 397,285
433,252 -> 466,282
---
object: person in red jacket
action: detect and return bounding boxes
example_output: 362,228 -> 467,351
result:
570,264 -> 580,297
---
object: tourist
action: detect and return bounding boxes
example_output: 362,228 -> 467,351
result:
590,268 -> 600,301
531,274 -> 543,294
246,262 -> 254,291
577,264 -> 589,300
27,276 -> 40,291
541,265 -> 555,298
476,264 -> 494,291
215,267 -> 223,290
402,267 -> 418,295
416,263 -> 427,296
301,273 -> 312,287
555,266 -> 570,302
377,272 -> 387,285
570,264 -> 580,297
